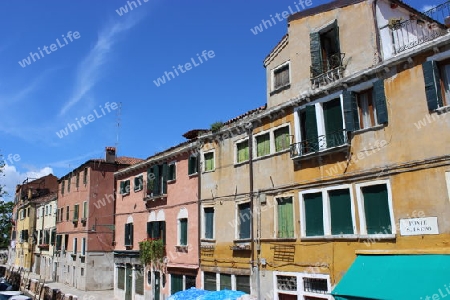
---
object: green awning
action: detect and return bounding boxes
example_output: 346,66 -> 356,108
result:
332,254 -> 450,300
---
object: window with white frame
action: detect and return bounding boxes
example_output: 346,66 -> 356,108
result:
203,151 -> 215,172
203,207 -> 214,240
274,125 -> 290,152
272,61 -> 290,91
235,139 -> 249,163
276,197 -> 294,238
356,181 -> 394,235
202,272 -> 250,293
237,202 -> 251,240
125,216 -> 134,247
81,238 -> 86,256
300,185 -> 355,238
134,175 -> 143,192
274,272 -> 332,300
178,208 -> 188,246
255,132 -> 271,157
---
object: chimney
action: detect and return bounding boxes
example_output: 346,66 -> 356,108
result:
105,147 -> 116,163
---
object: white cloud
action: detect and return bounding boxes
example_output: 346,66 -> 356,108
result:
422,5 -> 437,12
0,165 -> 53,201
59,18 -> 142,116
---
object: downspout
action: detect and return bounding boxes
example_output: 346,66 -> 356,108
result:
196,142 -> 202,286
372,0 -> 382,61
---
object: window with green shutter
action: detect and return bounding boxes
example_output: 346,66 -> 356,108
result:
310,20 -> 340,77
304,192 -> 324,236
300,106 -> 319,154
343,90 -> 360,132
277,197 -> 294,238
76,172 -> 79,188
171,274 -> 183,294
179,218 -> 188,245
236,275 -> 251,294
329,189 -> 353,235
373,80 -> 388,124
73,204 -> 79,221
422,60 -> 445,111
204,272 -> 217,291
204,207 -> 214,239
220,274 -> 232,290
362,184 -> 392,234
256,133 -> 270,157
323,98 -> 344,148
68,175 -> 71,192
134,175 -> 143,192
236,140 -> 249,163
120,180 -> 130,195
83,168 -> 88,184
168,163 -> 176,181
274,126 -> 290,152
125,223 -> 133,246
188,155 -> 198,175
162,163 -> 168,194
204,152 -> 214,172
117,267 -> 125,290
238,203 -> 251,239
61,181 -> 65,195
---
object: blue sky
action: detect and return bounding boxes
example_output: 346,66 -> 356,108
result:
0,0 -> 441,200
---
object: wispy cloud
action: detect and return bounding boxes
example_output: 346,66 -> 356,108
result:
45,150 -> 103,169
59,18 -> 142,116
422,5 -> 437,12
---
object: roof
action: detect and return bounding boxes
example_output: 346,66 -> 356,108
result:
90,156 -> 144,165
288,0 -> 366,22
223,105 -> 267,126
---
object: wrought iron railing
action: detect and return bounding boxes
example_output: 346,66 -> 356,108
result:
311,53 -> 346,89
391,1 -> 450,53
290,130 -> 348,158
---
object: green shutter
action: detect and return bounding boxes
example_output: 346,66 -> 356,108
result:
220,274 -> 232,290
239,203 -> 251,239
120,181 -> 125,194
310,31 -> 323,77
152,221 -> 160,239
333,20 -> 341,57
362,184 -> 392,234
188,156 -> 198,175
118,267 -> 125,290
323,98 -> 344,147
160,221 -> 166,245
277,197 -> 294,238
171,274 -> 183,294
153,166 -> 160,195
204,208 -> 214,239
162,163 -> 168,194
147,167 -> 153,193
373,80 -> 389,124
135,267 -> 144,295
256,133 -> 270,157
147,222 -> 153,239
130,223 -> 134,245
236,275 -> 251,294
304,105 -> 318,152
124,224 -> 129,245
204,153 -> 214,171
423,60 -> 444,111
304,193 -> 324,236
329,189 -> 353,235
204,272 -> 216,291
237,142 -> 249,163
343,90 -> 360,132
180,219 -> 188,245
275,127 -> 290,152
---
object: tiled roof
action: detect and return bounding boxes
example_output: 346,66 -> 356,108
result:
223,105 -> 267,126
90,156 -> 144,165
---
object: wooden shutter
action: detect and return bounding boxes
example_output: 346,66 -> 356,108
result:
343,90 -> 360,132
329,189 -> 353,235
236,275 -> 251,294
162,163 -> 168,194
310,31 -> 322,77
373,80 -> 389,124
153,166 -> 160,195
188,156 -> 197,175
180,219 -> 188,245
147,222 -> 153,239
160,221 -> 166,245
362,184 -> 391,234
204,272 -> 217,291
135,267 -> 144,295
120,181 -> 125,194
304,105 -> 318,152
171,274 -> 183,294
220,274 -> 232,290
124,223 -> 129,246
130,223 -> 134,245
323,98 -> 344,147
152,222 -> 160,239
117,267 -> 125,290
304,193 -> 324,236
423,60 -> 444,111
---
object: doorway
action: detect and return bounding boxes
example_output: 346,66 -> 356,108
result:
125,264 -> 132,300
154,271 -> 160,300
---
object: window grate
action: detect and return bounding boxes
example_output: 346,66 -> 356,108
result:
303,277 -> 328,293
277,275 -> 297,291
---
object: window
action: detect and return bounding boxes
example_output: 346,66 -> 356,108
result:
358,182 -> 393,235
124,222 -> 134,247
238,203 -> 251,240
343,80 -> 388,131
83,201 -> 88,219
204,152 -> 215,172
117,267 -> 125,290
73,204 -> 79,221
60,208 -> 64,222
120,180 -> 130,195
73,238 -> 77,254
168,163 -> 176,181
310,20 -> 341,77
66,206 -> 69,221
134,175 -> 143,192
147,221 -> 166,244
274,126 -> 290,152
56,235 -> 62,251
273,62 -> 290,90
255,133 -> 270,157
220,274 -> 232,290
83,168 -> 88,184
147,164 -> 168,196
188,155 -> 198,175
49,205 -> 52,215
68,175 -> 71,192
203,207 -> 214,239
135,266 -> 144,295
186,275 -> 196,290
81,238 -> 86,256
45,206 -> 48,216
236,275 -> 250,294
179,218 -> 188,246
277,197 -> 294,238
204,272 -> 217,291
275,272 -> 331,299
76,172 -> 79,188
61,181 -> 65,195
301,187 -> 354,237
51,229 -> 56,246
171,274 -> 183,294
423,60 -> 450,111
236,140 -> 249,163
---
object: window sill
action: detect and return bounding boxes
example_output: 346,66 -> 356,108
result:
175,245 -> 189,252
270,83 -> 291,96
300,234 -> 396,241
353,124 -> 385,135
188,172 -> 198,177
233,239 -> 251,244
234,149 -> 290,167
134,188 -> 143,193
167,179 -> 176,184
436,105 -> 450,114
201,239 -> 216,243
202,169 -> 215,174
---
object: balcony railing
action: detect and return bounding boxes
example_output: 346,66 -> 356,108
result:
311,53 -> 346,89
290,130 -> 349,159
391,1 -> 450,54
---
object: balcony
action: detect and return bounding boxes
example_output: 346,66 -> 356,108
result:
391,2 -> 450,54
144,189 -> 167,202
290,130 -> 349,159
310,53 -> 346,89
37,244 -> 49,250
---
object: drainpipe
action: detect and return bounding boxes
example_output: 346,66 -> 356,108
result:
196,142 -> 202,286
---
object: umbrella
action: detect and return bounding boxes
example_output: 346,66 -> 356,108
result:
168,287 -> 211,300
200,289 -> 246,300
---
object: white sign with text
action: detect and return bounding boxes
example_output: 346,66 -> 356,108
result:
399,217 -> 439,236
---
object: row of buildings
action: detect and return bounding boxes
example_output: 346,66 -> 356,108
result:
8,0 -> 450,299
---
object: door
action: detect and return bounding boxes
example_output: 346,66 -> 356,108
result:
125,264 -> 132,300
154,271 -> 160,300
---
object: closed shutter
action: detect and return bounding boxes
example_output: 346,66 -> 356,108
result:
147,167 -> 153,193
135,267 -> 144,295
304,193 -> 324,236
256,133 -> 270,157
343,90 -> 360,132
56,235 -> 62,250
152,222 -> 160,240
171,274 -> 183,294
160,221 -> 166,245
310,31 -> 323,77
120,181 -> 125,194
274,127 -> 290,152
188,156 -> 198,175
323,98 -> 344,147
237,142 -> 249,162
423,60 -> 444,111
147,222 -> 153,239
362,184 -> 391,234
239,203 -> 251,239
153,166 -> 160,195
130,223 -> 134,245
124,223 -> 130,246
204,272 -> 216,291
162,163 -> 168,194
373,80 -> 389,124
204,208 -> 214,239
220,274 -> 232,290
277,197 -> 294,238
304,106 -> 318,153
180,219 -> 188,245
117,267 -> 125,290
329,189 -> 353,235
236,275 -> 251,294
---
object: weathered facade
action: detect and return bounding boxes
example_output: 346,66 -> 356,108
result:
114,134 -> 200,300
55,147 -> 141,291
